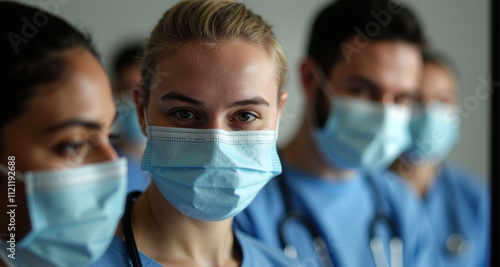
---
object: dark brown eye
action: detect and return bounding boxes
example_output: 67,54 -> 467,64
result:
175,110 -> 196,119
394,95 -> 413,106
349,86 -> 371,98
56,141 -> 92,158
236,112 -> 255,122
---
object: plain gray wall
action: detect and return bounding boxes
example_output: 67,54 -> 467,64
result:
15,0 -> 490,180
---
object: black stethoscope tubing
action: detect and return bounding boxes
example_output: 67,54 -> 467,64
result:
123,191 -> 143,267
122,171 -> 414,267
121,166 -> 467,267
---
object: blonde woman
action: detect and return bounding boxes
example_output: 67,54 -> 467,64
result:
92,1 -> 296,266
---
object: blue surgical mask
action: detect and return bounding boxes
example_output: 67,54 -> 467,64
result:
312,96 -> 411,171
141,126 -> 282,221
0,158 -> 127,267
113,98 -> 147,145
405,100 -> 460,163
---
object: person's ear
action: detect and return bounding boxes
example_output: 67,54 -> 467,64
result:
300,58 -> 321,103
133,86 -> 147,136
277,91 -> 289,123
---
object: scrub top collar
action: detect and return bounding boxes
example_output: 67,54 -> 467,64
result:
282,162 -> 365,194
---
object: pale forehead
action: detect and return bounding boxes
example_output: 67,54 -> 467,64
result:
153,40 -> 279,104
174,41 -> 273,72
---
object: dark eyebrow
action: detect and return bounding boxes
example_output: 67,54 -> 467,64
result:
45,120 -> 102,133
347,76 -> 417,99
161,91 -> 204,107
161,92 -> 269,108
396,90 -> 418,100
45,112 -> 118,133
346,76 -> 382,93
230,97 -> 269,108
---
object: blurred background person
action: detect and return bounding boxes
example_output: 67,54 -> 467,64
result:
110,44 -> 149,192
390,51 -> 490,267
0,2 -> 127,266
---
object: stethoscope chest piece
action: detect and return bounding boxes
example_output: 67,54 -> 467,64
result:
370,236 -> 403,267
446,233 -> 471,256
284,244 -> 298,259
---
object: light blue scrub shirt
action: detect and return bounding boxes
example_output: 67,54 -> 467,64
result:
113,146 -> 150,192
235,163 -> 443,267
112,101 -> 150,193
417,161 -> 490,267
90,230 -> 300,267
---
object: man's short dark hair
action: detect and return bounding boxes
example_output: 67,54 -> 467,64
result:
308,0 -> 427,74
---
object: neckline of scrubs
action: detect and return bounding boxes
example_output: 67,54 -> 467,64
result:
107,230 -> 254,266
282,162 -> 364,194
422,163 -> 448,204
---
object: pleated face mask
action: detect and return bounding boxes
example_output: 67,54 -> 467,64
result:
406,100 -> 461,163
310,67 -> 411,172
141,126 -> 282,221
0,158 -> 128,267
313,96 -> 411,171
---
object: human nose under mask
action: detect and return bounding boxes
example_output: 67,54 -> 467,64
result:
405,100 -> 460,163
141,109 -> 282,221
0,158 -> 128,267
310,68 -> 411,172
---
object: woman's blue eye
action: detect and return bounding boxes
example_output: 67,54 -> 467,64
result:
175,110 -> 196,119
236,112 -> 256,122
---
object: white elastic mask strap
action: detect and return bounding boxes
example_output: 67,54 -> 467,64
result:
272,114 -> 281,141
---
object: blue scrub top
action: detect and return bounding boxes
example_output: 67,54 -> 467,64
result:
234,163 -> 443,267
113,145 -> 150,192
419,161 -> 490,267
90,230 -> 299,267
